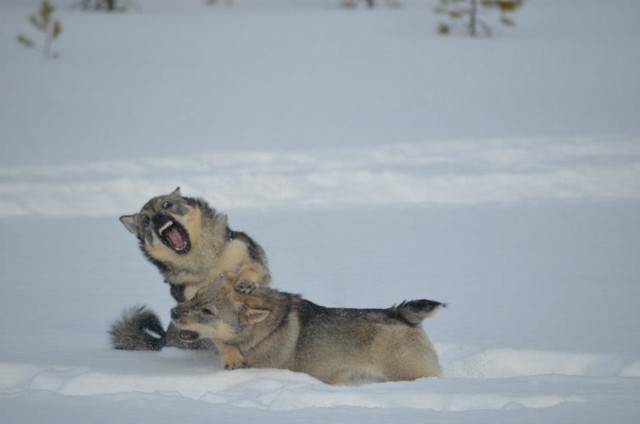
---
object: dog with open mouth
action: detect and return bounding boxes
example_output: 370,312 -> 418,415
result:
110,188 -> 271,367
171,275 -> 445,385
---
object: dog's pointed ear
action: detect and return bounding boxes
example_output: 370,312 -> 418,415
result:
119,214 -> 139,235
242,308 -> 270,326
172,187 -> 182,197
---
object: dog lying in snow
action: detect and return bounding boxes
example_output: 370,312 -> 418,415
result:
171,274 -> 445,385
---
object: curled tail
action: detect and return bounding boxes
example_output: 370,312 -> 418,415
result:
392,299 -> 447,326
109,305 -> 166,351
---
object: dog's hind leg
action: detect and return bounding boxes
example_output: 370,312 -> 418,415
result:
380,328 -> 442,381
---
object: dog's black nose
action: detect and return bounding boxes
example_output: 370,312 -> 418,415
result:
170,308 -> 180,320
152,213 -> 169,227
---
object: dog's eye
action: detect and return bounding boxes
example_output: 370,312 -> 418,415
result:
142,216 -> 151,226
162,201 -> 173,209
201,308 -> 215,316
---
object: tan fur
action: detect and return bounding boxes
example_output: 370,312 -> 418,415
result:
207,240 -> 250,280
183,285 -> 200,302
182,205 -> 204,250
216,343 -> 247,369
172,277 -> 443,386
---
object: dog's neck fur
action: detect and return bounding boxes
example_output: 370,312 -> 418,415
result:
233,290 -> 301,369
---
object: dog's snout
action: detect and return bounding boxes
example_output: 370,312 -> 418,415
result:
152,213 -> 168,226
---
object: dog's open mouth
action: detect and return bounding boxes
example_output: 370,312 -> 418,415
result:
156,219 -> 191,254
178,329 -> 200,342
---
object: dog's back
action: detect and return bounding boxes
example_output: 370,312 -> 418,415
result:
291,299 -> 443,385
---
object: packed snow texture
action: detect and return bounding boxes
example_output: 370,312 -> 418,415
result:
1,0 -> 639,423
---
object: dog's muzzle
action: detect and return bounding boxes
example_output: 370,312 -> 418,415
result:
171,307 -> 200,342
153,214 -> 191,254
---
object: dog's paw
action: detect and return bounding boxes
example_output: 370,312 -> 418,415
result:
235,280 -> 257,295
223,360 -> 248,370
219,344 -> 248,370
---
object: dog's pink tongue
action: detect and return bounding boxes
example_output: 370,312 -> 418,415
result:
167,227 -> 185,248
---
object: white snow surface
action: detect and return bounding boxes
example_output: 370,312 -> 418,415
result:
1,0 -> 639,423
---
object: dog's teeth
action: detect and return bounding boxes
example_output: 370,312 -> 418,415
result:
159,221 -> 173,235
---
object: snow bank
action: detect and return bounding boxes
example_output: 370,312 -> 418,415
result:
1,136 -> 639,217
4,343 -> 638,413
0,353 -> 590,412
442,345 -> 640,379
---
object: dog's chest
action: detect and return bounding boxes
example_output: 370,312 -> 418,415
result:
169,283 -> 201,302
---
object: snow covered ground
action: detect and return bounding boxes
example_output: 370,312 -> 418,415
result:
1,0 -> 639,422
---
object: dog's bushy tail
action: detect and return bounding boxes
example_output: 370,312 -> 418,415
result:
109,305 -> 166,351
392,299 -> 447,326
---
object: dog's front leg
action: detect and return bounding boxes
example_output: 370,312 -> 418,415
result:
215,341 -> 247,369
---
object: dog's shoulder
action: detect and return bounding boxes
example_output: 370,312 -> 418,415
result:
225,227 -> 267,263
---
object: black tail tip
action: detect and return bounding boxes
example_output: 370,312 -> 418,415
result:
405,299 -> 446,313
394,299 -> 447,325
109,305 -> 166,351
